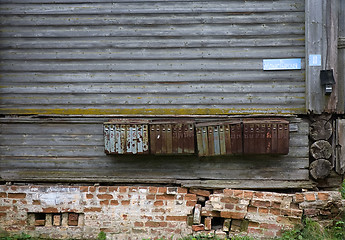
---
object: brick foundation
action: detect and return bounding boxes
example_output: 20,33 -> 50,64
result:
0,185 -> 344,239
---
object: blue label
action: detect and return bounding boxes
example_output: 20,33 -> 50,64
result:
309,54 -> 321,66
263,58 -> 302,70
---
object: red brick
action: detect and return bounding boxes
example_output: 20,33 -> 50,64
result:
89,186 -> 96,192
100,200 -> 109,205
99,186 -> 108,192
145,221 -> 166,228
270,208 -> 281,216
0,213 -> 6,218
189,189 -> 210,197
201,210 -> 221,217
258,207 -> 269,214
86,194 -> 93,199
149,187 -> 158,194
184,194 -> 197,201
32,200 -> 41,205
248,222 -> 259,228
158,187 -> 167,194
225,203 -> 235,210
281,209 -> 292,216
260,223 -> 281,230
118,186 -> 127,193
110,200 -> 119,205
221,197 -> 239,204
80,186 -> 89,192
0,206 -> 10,211
223,189 -> 234,196
192,224 -> 205,232
35,220 -> 45,226
233,190 -> 244,198
134,221 -> 144,227
156,194 -> 175,200
271,201 -> 281,209
121,200 -> 130,205
154,200 -> 164,206
247,206 -> 257,213
146,195 -> 155,200
220,211 -> 246,219
0,192 -> 7,198
43,207 -> 58,213
21,200 -> 27,204
317,192 -> 330,201
263,230 -> 276,238
108,186 -> 118,192
97,194 -> 113,200
204,217 -> 212,230
254,192 -> 264,198
244,191 -> 254,199
84,207 -> 102,212
178,187 -> 188,194
251,200 -> 270,208
8,193 -> 26,199
186,200 -> 197,207
291,209 -> 303,217
304,193 -> 316,202
166,216 -> 187,221
248,227 -> 263,235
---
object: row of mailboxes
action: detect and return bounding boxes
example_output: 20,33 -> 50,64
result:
104,119 -> 289,156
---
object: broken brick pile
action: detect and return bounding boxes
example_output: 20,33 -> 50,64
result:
0,184 -> 344,239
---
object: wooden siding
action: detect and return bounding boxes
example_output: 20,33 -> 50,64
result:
0,117 -> 312,189
0,0 -> 306,116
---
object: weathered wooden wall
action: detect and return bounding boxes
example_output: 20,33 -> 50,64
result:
0,0 -> 305,115
0,117 -> 312,189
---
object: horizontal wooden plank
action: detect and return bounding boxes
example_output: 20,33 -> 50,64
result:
0,24 -> 304,38
0,2 -> 305,15
0,71 -> 305,83
0,36 -> 305,49
0,146 -> 308,158
0,82 -> 305,94
0,47 -> 305,60
0,12 -> 305,26
0,59 -> 306,71
177,180 -> 315,189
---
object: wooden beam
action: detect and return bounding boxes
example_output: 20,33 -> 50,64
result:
306,0 -> 340,113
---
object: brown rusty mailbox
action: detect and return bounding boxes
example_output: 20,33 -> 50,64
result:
103,119 -> 149,154
243,119 -> 289,155
149,120 -> 195,155
196,121 -> 242,156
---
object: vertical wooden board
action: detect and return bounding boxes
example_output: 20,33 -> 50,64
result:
202,126 -> 209,156
219,125 -> 226,155
265,123 -> 272,154
155,124 -> 162,154
137,125 -> 143,153
125,125 -> 131,153
196,127 -> 204,156
104,124 -> 110,154
271,123 -> 278,153
161,124 -> 167,154
172,124 -> 178,154
224,124 -> 232,155
166,124 -> 173,154
131,125 -> 137,154
213,125 -> 220,155
142,124 -> 149,154
119,125 -> 126,154
187,123 -> 195,154
183,124 -> 189,154
208,126 -> 215,156
177,123 -> 183,154
150,124 -> 156,154
115,124 -> 121,154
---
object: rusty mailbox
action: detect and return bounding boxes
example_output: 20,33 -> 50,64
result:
149,120 -> 195,155
196,121 -> 242,156
243,119 -> 289,155
104,119 -> 149,154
